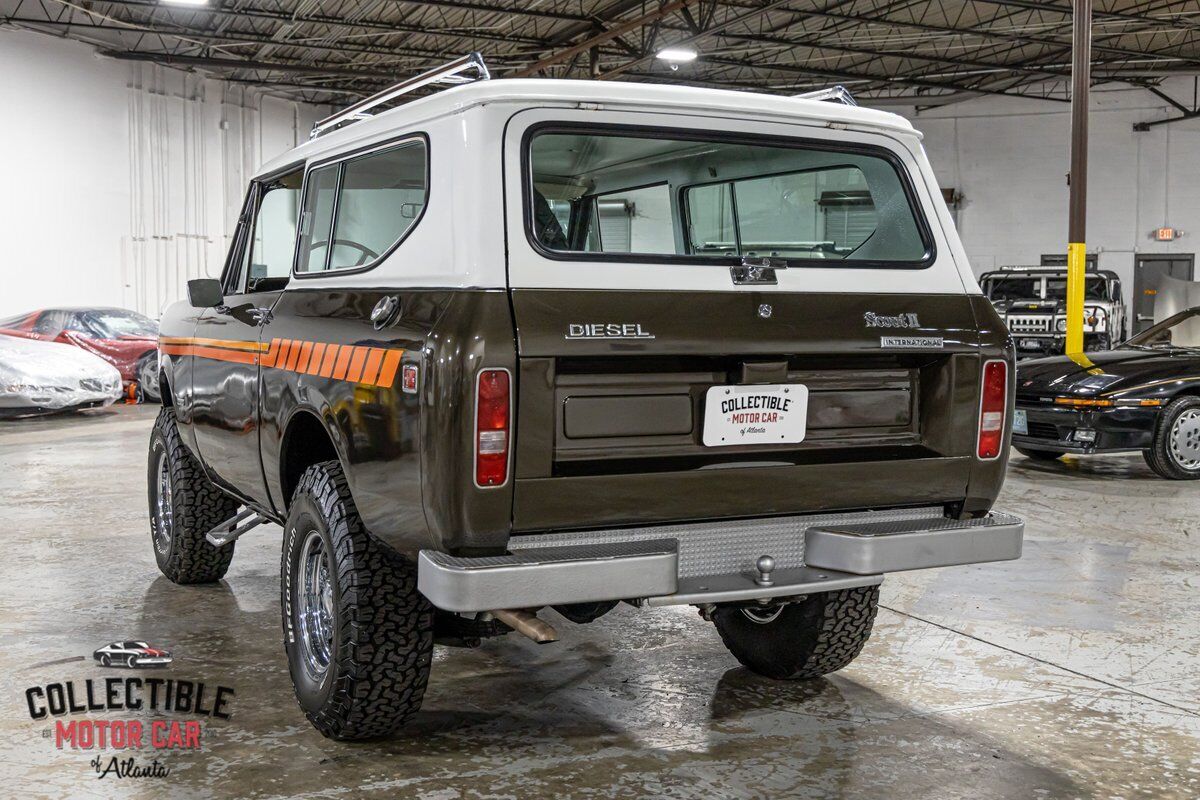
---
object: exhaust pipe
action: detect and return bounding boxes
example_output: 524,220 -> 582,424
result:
491,609 -> 558,644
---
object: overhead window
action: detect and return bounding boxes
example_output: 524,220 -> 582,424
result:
528,127 -> 931,267
296,138 -> 428,274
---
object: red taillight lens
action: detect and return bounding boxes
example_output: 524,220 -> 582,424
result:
977,359 -> 1008,460
475,369 -> 510,487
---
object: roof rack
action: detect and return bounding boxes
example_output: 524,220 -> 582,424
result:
310,52 -> 491,139
793,85 -> 858,107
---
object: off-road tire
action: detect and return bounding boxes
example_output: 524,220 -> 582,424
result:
712,586 -> 879,680
282,460 -> 433,740
1144,396 -> 1200,480
1015,447 -> 1064,462
148,407 -> 239,584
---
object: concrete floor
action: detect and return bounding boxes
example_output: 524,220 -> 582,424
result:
1,404 -> 1197,799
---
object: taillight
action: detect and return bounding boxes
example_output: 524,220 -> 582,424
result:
977,359 -> 1008,460
475,369 -> 510,487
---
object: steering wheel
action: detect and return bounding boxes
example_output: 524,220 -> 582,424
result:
305,239 -> 380,269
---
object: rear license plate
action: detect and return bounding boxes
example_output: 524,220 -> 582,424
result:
702,384 -> 809,447
1019,338 -> 1041,350
1013,409 -> 1028,435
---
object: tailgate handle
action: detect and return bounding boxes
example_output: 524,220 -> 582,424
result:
730,255 -> 787,285
740,361 -> 789,384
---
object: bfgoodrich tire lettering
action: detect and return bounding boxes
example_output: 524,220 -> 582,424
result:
281,460 -> 433,740
1144,396 -> 1200,480
148,407 -> 239,584
712,586 -> 879,680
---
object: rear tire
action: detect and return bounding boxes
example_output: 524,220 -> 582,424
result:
1143,397 -> 1200,480
712,586 -> 879,680
135,352 -> 161,403
148,407 -> 239,584
282,460 -> 433,740
1015,447 -> 1064,462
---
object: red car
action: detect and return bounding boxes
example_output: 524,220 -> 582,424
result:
0,307 -> 160,401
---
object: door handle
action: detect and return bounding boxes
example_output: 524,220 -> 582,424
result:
249,307 -> 274,325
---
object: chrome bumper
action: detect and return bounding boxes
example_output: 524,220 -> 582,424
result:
417,510 -> 1024,612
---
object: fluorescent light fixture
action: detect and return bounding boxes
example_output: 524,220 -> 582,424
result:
161,0 -> 210,6
655,47 -> 698,63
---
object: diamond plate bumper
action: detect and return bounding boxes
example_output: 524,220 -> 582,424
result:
416,509 -> 1024,611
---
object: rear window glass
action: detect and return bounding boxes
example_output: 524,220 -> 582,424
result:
527,128 -> 930,266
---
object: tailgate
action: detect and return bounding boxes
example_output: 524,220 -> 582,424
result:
511,289 -> 981,531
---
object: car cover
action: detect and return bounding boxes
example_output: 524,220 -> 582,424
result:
0,334 -> 123,415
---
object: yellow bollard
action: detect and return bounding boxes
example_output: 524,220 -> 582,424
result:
1065,242 -> 1086,356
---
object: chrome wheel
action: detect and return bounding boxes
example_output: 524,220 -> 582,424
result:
1169,408 -> 1200,470
296,531 -> 335,682
152,450 -> 173,555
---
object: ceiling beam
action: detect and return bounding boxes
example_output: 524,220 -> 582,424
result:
510,0 -> 695,77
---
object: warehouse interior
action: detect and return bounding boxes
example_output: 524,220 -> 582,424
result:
2,2 -> 1199,797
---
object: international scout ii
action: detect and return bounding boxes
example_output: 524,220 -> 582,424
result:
148,55 -> 1023,740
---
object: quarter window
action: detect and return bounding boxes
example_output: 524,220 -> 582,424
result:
296,139 -> 427,274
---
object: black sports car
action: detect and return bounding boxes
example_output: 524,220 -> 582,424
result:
1013,307 -> 1200,479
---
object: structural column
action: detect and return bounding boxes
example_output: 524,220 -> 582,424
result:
1066,0 -> 1092,355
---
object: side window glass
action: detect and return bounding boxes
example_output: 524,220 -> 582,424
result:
296,165 -> 340,273
686,183 -> 736,255
245,170 -> 303,290
325,140 -> 427,272
590,184 -> 674,254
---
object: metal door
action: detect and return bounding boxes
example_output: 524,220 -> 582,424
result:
1133,254 -> 1195,333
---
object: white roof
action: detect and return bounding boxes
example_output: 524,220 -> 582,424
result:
258,78 -> 919,177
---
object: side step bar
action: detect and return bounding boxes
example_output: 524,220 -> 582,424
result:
205,508 -> 269,547
803,512 -> 1024,575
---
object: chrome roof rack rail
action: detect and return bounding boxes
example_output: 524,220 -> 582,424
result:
793,85 -> 858,107
311,52 -> 491,139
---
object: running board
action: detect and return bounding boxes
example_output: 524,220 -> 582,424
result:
205,508 -> 269,547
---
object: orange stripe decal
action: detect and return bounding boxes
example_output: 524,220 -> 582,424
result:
319,345 -> 340,377
360,348 -> 385,385
161,336 -> 404,386
346,347 -> 369,383
307,343 -> 327,375
376,350 -> 403,387
296,341 -> 314,373
333,347 -> 354,380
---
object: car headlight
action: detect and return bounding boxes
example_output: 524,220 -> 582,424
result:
1055,318 -> 1068,333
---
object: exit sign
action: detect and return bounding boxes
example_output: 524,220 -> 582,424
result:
1155,227 -> 1180,241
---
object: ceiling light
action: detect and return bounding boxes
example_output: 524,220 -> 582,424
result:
655,48 -> 698,64
161,0 -> 210,6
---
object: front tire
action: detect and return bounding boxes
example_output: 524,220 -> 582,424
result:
1015,446 -> 1064,462
148,407 -> 239,584
712,586 -> 879,680
1144,396 -> 1200,480
100,655 -> 111,668
282,460 -> 433,740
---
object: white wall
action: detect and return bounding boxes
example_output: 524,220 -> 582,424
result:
893,77 -> 1200,293
0,29 -> 327,318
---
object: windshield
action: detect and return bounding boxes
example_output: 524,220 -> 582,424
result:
79,310 -> 158,339
1125,308 -> 1200,350
1045,277 -> 1109,301
527,127 -> 930,266
984,277 -> 1040,301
